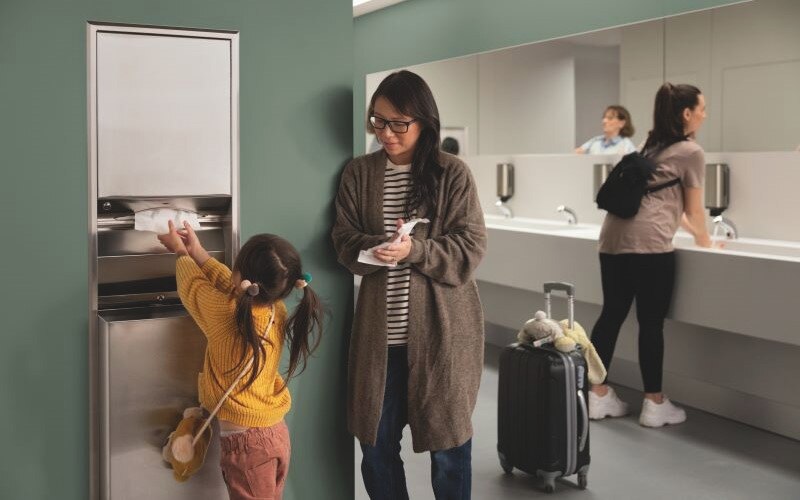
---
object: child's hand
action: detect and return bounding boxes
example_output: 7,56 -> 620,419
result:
176,220 -> 207,261
176,220 -> 212,266
157,220 -> 189,256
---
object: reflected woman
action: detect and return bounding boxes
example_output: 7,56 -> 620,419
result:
332,70 -> 487,499
575,105 -> 637,154
588,84 -> 713,428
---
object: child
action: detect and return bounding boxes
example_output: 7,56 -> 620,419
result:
158,220 -> 323,500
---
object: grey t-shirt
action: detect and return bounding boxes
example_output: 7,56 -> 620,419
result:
598,140 -> 704,254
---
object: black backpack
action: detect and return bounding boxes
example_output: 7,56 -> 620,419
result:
595,152 -> 680,218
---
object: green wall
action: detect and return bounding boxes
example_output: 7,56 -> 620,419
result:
0,1 -> 354,499
353,0 -> 748,153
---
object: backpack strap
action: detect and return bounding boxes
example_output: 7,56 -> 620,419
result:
645,177 -> 680,195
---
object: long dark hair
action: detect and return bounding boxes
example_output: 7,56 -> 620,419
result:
232,234 -> 324,390
641,83 -> 702,157
605,105 -> 635,138
367,70 -> 444,218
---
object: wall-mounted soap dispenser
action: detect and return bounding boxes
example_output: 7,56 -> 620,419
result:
705,163 -> 730,216
497,162 -> 514,202
593,163 -> 613,195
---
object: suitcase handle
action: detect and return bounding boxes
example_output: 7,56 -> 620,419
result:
543,282 -> 575,329
577,390 -> 589,453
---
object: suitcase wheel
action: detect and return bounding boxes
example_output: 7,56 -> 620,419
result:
498,452 -> 513,474
544,479 -> 555,494
578,471 -> 588,490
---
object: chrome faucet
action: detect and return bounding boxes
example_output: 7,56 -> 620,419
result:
495,198 -> 513,219
556,205 -> 578,225
712,216 -> 738,240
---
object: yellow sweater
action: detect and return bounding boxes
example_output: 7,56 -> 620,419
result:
176,256 -> 291,427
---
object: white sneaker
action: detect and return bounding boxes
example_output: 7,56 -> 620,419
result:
639,396 -> 687,427
588,386 -> 629,420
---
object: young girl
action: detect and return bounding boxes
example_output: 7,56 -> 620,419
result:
158,220 -> 323,500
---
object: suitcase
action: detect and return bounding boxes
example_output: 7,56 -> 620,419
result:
497,282 -> 590,493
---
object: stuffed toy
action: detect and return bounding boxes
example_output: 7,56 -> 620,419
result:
558,319 -> 607,385
162,407 -> 212,482
517,310 -> 577,352
517,311 -> 607,385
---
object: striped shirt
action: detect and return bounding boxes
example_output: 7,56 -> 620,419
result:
384,160 -> 414,347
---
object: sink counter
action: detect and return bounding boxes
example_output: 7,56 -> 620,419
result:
478,215 -> 800,346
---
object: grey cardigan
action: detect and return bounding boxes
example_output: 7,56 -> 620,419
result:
332,150 -> 487,452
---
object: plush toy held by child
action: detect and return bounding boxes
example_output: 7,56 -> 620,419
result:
161,407 -> 212,482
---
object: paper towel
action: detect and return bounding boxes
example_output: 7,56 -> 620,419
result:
134,208 -> 202,234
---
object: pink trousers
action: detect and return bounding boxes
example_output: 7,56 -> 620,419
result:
219,420 -> 290,500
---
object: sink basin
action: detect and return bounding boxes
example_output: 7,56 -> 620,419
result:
709,239 -> 800,259
484,214 -> 591,233
673,233 -> 800,260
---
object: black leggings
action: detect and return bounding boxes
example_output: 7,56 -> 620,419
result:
590,252 -> 675,393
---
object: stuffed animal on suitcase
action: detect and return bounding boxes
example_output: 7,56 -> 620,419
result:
498,282 -> 590,493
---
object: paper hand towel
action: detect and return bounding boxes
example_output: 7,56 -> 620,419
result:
134,208 -> 201,234
358,218 -> 430,267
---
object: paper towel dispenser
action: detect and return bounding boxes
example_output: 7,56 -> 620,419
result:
88,22 -> 240,500
95,196 -> 233,309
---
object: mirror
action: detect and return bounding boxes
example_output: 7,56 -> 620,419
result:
366,0 -> 800,154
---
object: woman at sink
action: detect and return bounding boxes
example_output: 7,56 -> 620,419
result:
589,83 -> 713,428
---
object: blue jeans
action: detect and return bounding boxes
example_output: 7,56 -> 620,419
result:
360,346 -> 472,500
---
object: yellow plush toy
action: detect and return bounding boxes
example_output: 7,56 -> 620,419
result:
558,319 -> 607,385
161,407 -> 212,482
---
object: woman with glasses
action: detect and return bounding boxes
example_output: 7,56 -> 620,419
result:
332,70 -> 487,499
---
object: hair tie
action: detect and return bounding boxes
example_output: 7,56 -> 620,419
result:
240,279 -> 259,296
295,272 -> 312,290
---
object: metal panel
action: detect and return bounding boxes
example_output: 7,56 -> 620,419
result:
99,309 -> 228,499
95,31 -> 232,196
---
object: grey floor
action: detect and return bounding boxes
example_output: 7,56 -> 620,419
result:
354,343 -> 800,499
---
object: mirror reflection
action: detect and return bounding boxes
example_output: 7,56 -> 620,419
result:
366,0 -> 800,154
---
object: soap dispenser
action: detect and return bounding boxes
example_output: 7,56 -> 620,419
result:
705,163 -> 729,216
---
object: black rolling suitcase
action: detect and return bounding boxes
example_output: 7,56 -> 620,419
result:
497,282 -> 590,493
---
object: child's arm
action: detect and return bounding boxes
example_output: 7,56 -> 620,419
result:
159,221 -> 234,336
176,256 -> 235,336
178,221 -> 234,294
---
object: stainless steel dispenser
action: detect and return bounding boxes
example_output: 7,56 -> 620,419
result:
88,23 -> 239,500
705,163 -> 730,216
594,163 -> 613,195
497,162 -> 515,202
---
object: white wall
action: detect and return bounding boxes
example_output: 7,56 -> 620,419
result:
477,41 -> 576,154
469,151 -> 800,242
574,45 -> 621,148
622,0 -> 800,152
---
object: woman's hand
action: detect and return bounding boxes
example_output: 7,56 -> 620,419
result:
374,234 -> 412,265
176,220 -> 211,265
374,218 -> 412,265
157,220 -> 189,256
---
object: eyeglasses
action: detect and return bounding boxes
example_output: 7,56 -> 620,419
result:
370,115 -> 417,134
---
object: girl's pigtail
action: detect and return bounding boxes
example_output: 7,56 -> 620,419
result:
283,285 -> 324,385
234,287 -> 268,389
